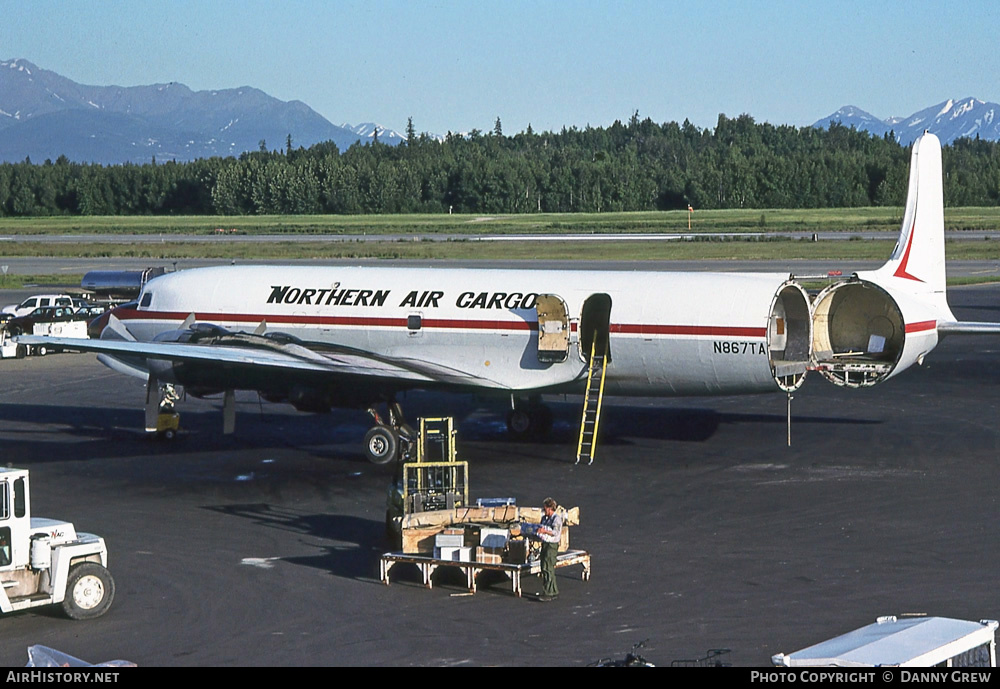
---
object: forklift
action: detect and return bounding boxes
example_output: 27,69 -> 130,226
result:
385,417 -> 469,545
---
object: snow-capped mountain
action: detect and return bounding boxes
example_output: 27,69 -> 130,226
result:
341,122 -> 406,145
814,98 -> 1000,145
0,58 -> 378,164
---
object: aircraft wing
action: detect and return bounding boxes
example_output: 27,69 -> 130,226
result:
13,334 -> 509,390
937,321 -> 1000,335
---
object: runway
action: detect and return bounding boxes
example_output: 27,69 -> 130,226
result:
0,284 -> 997,666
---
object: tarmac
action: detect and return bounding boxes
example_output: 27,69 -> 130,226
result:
0,283 -> 998,667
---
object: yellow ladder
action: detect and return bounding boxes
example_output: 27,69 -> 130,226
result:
576,339 -> 608,465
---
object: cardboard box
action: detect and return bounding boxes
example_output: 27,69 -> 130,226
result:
402,527 -> 443,554
476,547 -> 503,564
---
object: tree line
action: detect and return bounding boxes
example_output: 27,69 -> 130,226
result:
1,114 -> 998,218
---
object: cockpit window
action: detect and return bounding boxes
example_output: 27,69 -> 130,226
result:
139,292 -> 153,308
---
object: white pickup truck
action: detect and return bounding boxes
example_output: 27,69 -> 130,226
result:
1,294 -> 74,318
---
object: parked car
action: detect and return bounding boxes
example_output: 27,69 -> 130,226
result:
75,304 -> 108,320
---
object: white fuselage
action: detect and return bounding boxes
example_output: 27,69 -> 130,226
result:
121,265 -> 803,397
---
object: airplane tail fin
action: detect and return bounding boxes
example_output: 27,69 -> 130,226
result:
863,131 -> 1000,335
868,132 -> 951,315
813,132 -> 1000,388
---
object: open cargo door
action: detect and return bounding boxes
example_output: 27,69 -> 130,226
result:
535,294 -> 570,363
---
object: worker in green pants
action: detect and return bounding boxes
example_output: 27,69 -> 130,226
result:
537,497 -> 563,602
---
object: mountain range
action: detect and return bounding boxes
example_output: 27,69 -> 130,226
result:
1,57 -> 997,165
811,98 -> 1000,145
0,58 -> 405,164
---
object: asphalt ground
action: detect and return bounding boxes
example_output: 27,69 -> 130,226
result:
0,284 -> 997,667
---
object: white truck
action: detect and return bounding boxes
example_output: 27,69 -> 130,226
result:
1,294 -> 75,318
0,468 -> 115,620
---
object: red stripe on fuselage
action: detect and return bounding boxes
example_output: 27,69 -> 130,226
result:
116,309 -> 767,338
905,320 -> 936,333
613,324 -> 766,337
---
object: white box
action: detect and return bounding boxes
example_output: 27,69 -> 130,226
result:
435,546 -> 473,562
479,527 -> 509,549
435,534 -> 465,548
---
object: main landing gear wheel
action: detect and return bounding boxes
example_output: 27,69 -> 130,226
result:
506,401 -> 553,439
363,398 -> 413,464
364,425 -> 399,464
61,563 -> 116,620
506,408 -> 532,435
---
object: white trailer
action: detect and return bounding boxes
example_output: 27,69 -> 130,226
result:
0,468 -> 115,619
772,615 -> 998,667
31,319 -> 88,339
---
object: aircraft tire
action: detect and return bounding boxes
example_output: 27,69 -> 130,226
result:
364,425 -> 398,464
507,403 -> 552,438
506,408 -> 532,437
62,563 -> 115,620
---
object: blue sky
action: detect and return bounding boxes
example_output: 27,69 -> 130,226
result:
2,0 -> 998,136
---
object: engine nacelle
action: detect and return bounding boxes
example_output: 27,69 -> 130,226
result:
810,279 -> 939,388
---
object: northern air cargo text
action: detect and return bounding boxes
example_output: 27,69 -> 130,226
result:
267,285 -> 538,311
